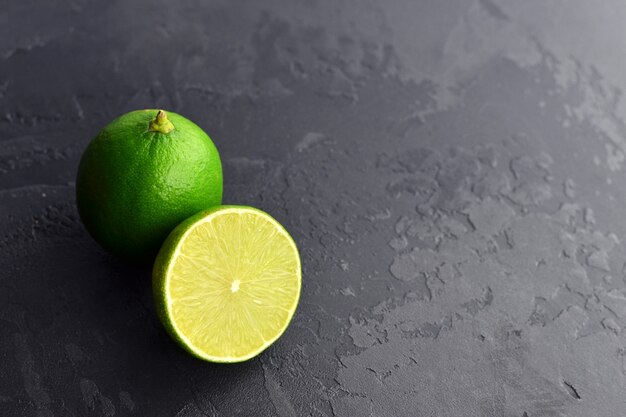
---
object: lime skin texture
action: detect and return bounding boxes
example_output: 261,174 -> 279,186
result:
76,109 -> 223,260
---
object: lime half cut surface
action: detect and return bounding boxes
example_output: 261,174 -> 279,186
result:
153,206 -> 301,363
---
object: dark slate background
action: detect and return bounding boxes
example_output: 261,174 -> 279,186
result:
2,1 -> 626,416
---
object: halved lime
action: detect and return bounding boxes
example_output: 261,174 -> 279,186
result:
153,206 -> 301,362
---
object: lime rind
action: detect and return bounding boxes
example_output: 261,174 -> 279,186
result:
76,109 -> 223,260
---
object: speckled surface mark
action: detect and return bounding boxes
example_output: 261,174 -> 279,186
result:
3,1 -> 626,416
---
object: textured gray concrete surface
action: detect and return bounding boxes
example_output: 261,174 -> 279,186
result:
2,0 -> 626,416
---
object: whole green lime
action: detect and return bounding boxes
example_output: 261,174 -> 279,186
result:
76,109 -> 222,260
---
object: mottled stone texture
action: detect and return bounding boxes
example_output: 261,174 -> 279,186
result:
2,0 -> 626,416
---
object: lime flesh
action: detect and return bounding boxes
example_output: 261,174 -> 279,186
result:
153,206 -> 301,362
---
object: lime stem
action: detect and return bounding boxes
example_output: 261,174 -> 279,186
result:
149,110 -> 175,134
